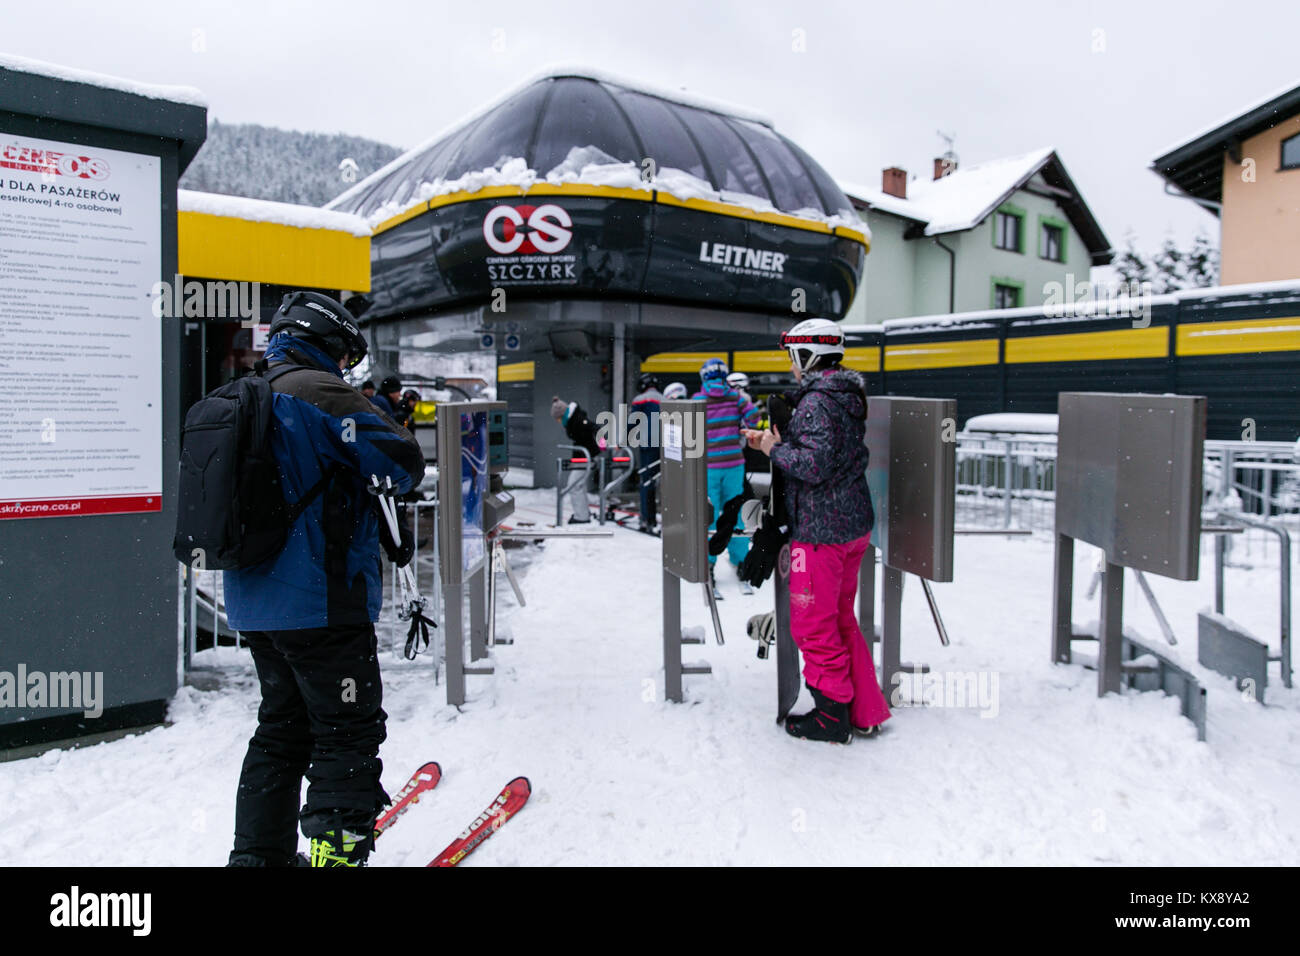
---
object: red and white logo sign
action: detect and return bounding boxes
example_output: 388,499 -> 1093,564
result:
482,203 -> 572,255
0,145 -> 110,180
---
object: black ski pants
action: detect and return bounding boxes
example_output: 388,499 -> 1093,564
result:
229,622 -> 388,864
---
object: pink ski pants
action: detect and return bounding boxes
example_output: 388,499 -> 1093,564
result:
788,534 -> 891,728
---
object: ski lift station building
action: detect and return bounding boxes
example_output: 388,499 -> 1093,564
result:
325,68 -> 870,480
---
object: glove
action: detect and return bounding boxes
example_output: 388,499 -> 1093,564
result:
377,502 -> 415,567
737,513 -> 788,588
707,493 -> 748,556
768,394 -> 794,437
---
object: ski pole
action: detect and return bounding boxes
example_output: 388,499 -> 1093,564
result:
370,475 -> 437,658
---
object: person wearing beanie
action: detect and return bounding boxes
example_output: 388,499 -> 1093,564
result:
372,375 -> 402,418
360,380 -> 376,400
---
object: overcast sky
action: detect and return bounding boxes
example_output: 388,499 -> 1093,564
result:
6,0 -> 1298,263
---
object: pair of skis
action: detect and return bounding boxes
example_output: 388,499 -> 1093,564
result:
372,762 -> 531,867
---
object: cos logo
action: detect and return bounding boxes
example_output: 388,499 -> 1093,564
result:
482,203 -> 572,255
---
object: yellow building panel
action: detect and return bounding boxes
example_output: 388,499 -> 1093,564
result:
179,212 -> 370,291
732,350 -> 790,372
425,184 -> 532,214
641,352 -> 726,373
370,202 -> 435,235
842,346 -> 881,372
497,360 -> 536,382
834,225 -> 871,252
654,191 -> 837,237
1005,326 -> 1168,364
1176,317 -> 1300,356
884,338 -> 999,371
525,183 -> 653,202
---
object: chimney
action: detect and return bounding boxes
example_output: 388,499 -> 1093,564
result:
881,166 -> 907,199
934,156 -> 957,180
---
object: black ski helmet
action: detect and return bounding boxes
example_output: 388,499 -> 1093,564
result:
637,372 -> 659,392
269,291 -> 368,369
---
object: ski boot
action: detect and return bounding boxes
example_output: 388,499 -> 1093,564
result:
851,723 -> 884,739
785,685 -> 852,744
308,828 -> 372,867
227,849 -> 308,867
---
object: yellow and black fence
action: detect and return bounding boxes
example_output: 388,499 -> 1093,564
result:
634,283 -> 1300,442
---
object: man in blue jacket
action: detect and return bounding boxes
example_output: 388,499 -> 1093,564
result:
224,292 -> 425,868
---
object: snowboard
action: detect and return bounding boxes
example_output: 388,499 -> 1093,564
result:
775,541 -> 800,722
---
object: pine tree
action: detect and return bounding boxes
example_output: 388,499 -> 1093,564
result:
1183,232 -> 1220,287
1151,237 -> 1186,294
1113,233 -> 1152,288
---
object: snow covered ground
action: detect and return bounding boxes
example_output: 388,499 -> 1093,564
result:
2,489 -> 1297,866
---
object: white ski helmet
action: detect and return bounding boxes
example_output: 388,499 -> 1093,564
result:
663,381 -> 688,400
780,318 -> 845,374
726,371 -> 750,391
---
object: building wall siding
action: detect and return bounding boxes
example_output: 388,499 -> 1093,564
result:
1220,115 -> 1300,284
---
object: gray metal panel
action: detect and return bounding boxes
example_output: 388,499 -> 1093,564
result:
659,400 -> 708,583
865,397 -> 957,581
1056,392 -> 1205,580
1123,636 -> 1209,741
1197,611 -> 1268,701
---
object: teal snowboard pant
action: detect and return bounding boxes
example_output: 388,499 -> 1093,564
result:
707,464 -> 749,567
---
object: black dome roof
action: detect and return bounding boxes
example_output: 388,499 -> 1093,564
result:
330,71 -> 854,223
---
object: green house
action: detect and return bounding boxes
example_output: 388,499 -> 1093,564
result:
840,150 -> 1113,323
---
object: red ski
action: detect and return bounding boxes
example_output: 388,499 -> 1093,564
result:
427,776 -> 531,867
374,761 -> 442,837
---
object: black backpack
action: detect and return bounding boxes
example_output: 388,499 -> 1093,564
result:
173,364 -> 329,570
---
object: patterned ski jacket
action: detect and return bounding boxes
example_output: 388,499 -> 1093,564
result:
692,380 -> 760,470
769,367 -> 874,545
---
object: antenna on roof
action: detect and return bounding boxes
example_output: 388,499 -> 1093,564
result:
936,130 -> 958,178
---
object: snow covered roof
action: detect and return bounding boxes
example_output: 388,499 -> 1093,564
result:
838,148 -> 1113,265
1154,78 -> 1300,164
0,53 -> 206,107
910,148 -> 1055,234
835,181 -> 924,223
1151,78 -> 1300,206
839,148 -> 1053,235
179,190 -> 371,236
326,67 -> 855,230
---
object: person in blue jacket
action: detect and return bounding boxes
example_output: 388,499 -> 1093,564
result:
224,291 -> 425,868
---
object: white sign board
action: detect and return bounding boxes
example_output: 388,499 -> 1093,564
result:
663,419 -> 683,462
0,133 -> 162,519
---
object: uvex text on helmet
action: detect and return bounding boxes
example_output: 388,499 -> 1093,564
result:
780,318 -> 845,373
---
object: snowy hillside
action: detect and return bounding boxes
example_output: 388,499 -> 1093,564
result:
179,120 -> 402,208
1,490 -> 1296,866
